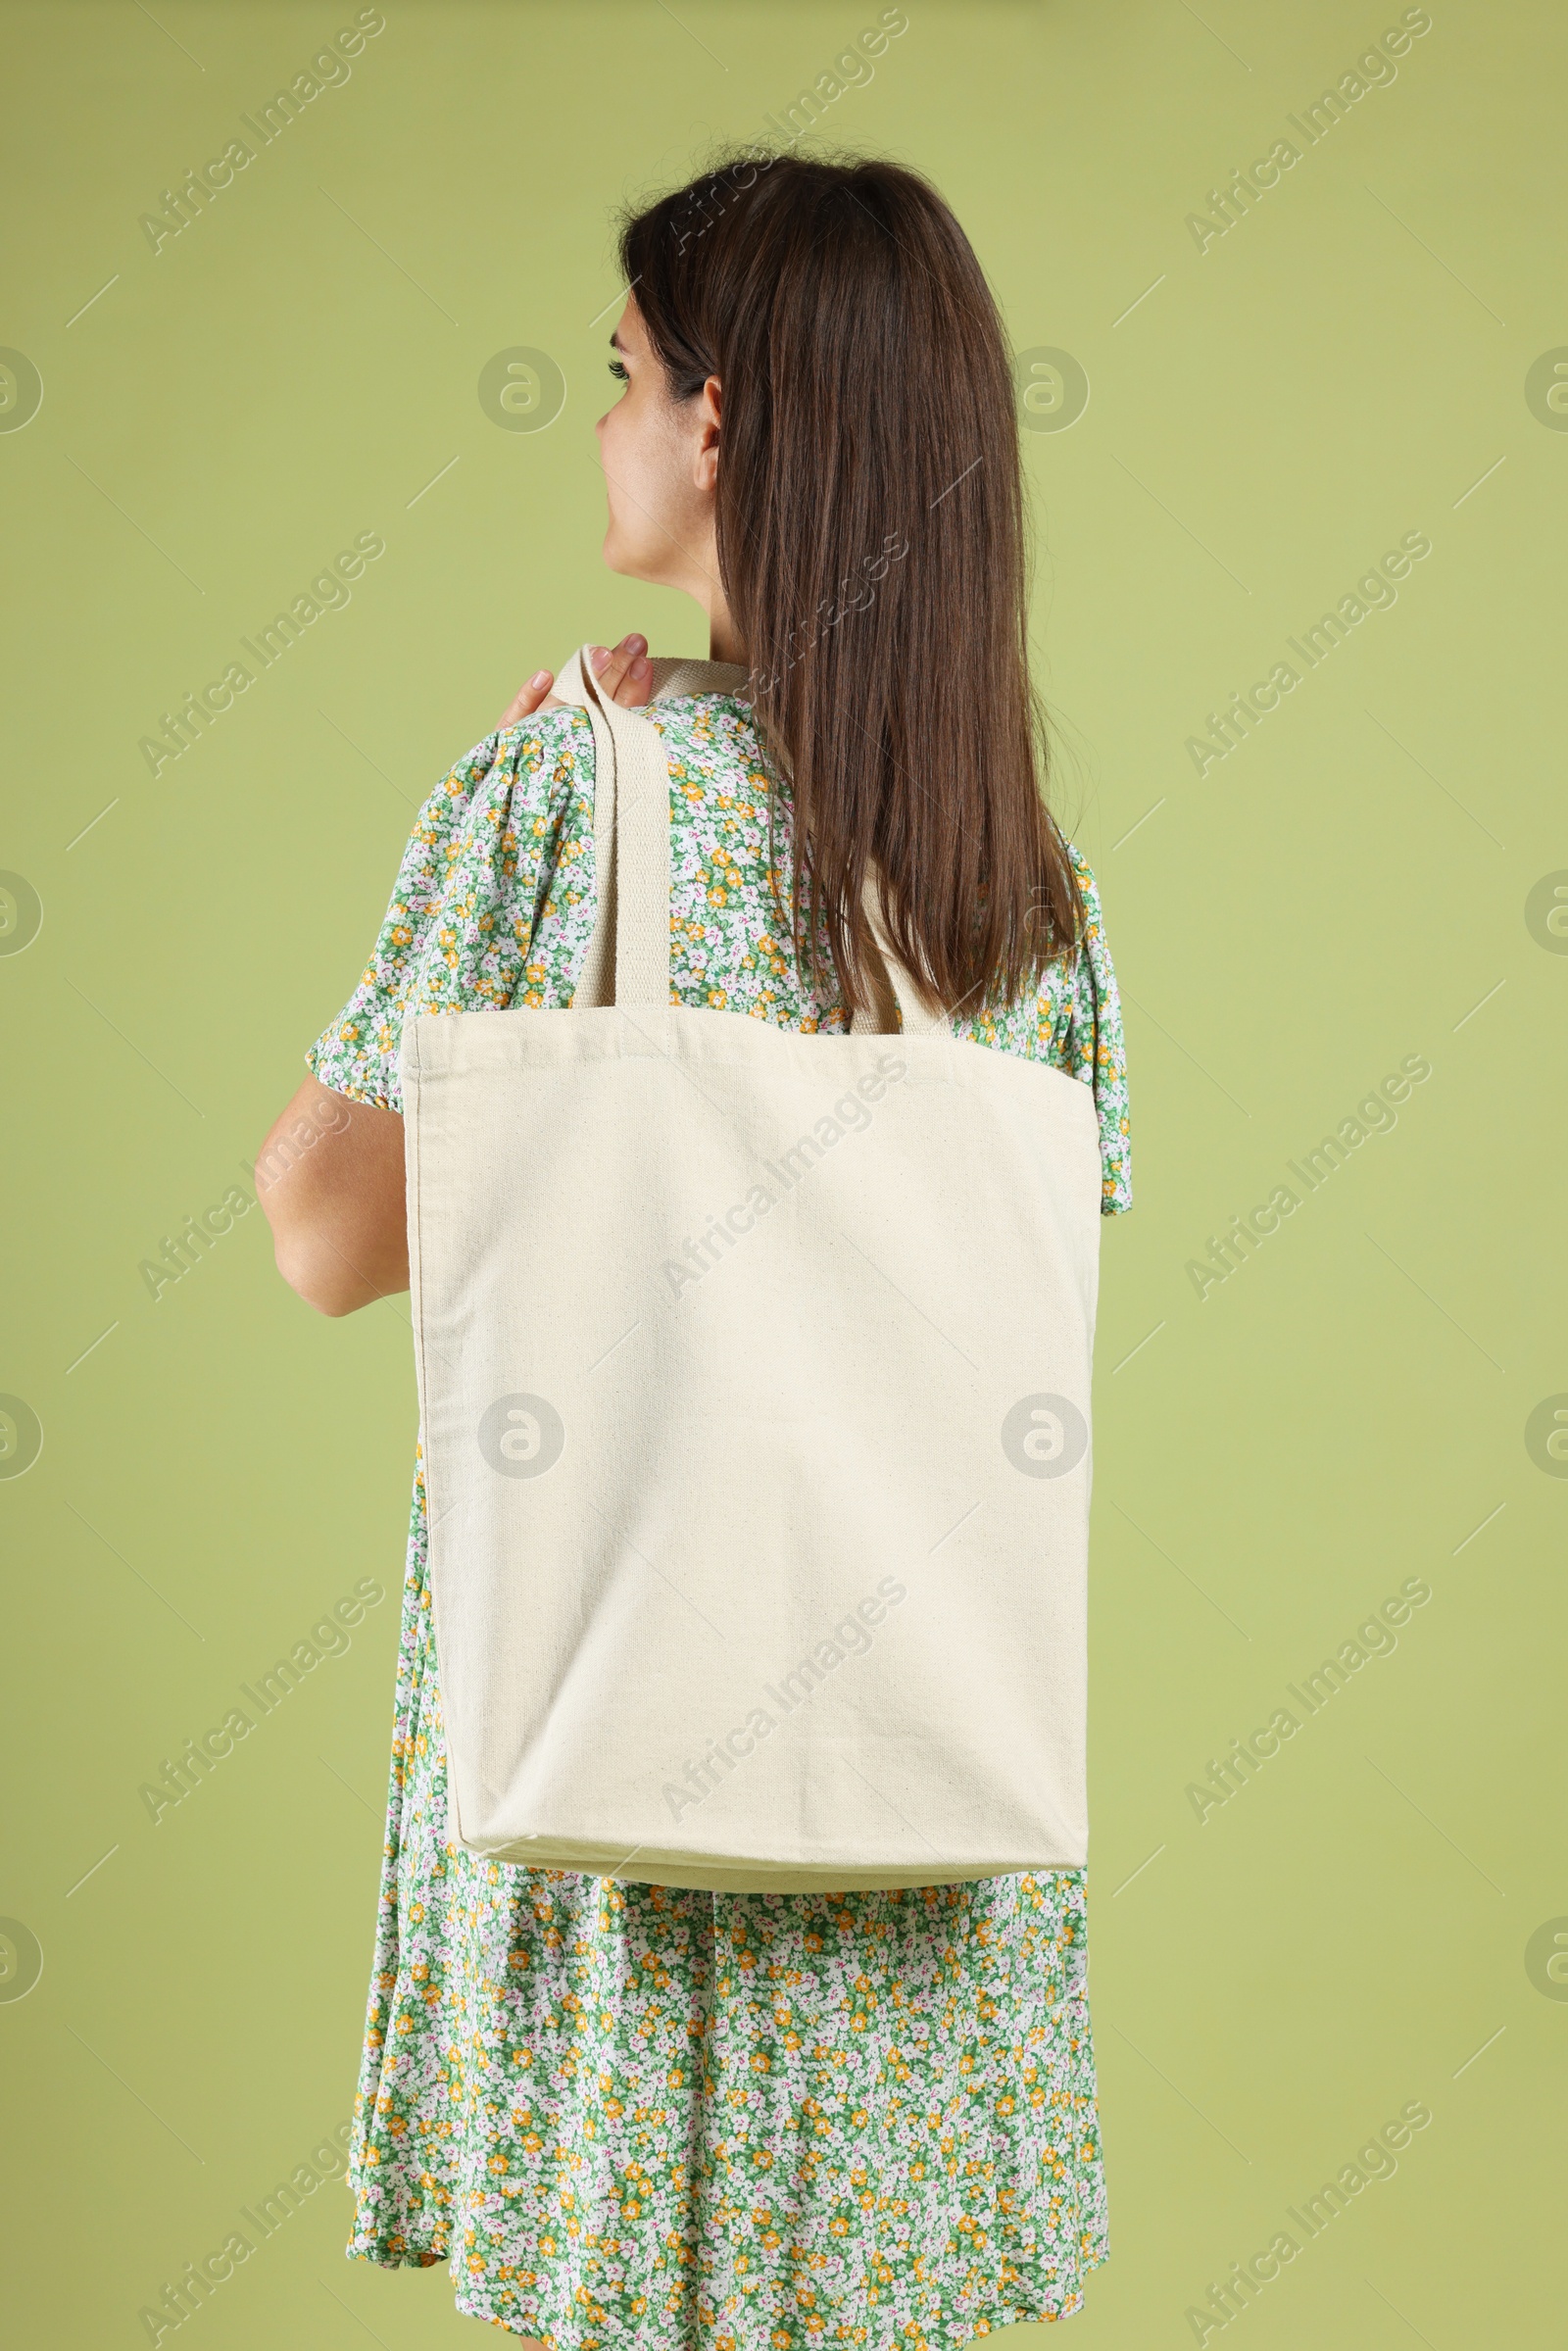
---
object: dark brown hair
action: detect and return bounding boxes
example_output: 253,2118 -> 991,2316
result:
618,150 -> 1085,1022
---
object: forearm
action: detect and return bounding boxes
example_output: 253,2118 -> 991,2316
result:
256,1077 -> 410,1316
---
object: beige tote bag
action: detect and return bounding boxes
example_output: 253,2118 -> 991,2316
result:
399,647 -> 1103,1892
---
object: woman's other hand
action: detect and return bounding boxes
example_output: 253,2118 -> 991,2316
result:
497,633 -> 655,728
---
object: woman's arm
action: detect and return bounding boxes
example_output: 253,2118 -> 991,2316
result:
257,1077 -> 409,1317
261,641 -> 655,1317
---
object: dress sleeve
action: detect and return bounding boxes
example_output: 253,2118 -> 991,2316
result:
1061,850 -> 1132,1215
305,708 -> 593,1114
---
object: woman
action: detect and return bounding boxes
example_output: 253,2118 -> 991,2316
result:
259,150 -> 1130,2345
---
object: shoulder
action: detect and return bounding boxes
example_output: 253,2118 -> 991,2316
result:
649,692 -> 766,777
1061,845 -> 1121,1003
1061,841 -> 1132,1213
1057,840 -> 1123,1026
413,706 -> 595,863
1065,841 -> 1107,930
653,693 -> 782,848
476,703 -> 594,798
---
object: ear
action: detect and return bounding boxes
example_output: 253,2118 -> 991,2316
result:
693,374 -> 722,492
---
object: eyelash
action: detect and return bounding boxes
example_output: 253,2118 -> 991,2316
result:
608,358 -> 629,382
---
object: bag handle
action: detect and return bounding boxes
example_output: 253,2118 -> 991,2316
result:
553,645 -> 745,1009
849,873 -> 952,1039
550,643 -> 948,1037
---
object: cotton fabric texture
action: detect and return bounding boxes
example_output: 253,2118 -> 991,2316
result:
307,679 -> 1132,2343
400,650 -> 1104,1891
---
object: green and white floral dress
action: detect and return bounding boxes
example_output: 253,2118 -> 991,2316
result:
307,686 -> 1132,2347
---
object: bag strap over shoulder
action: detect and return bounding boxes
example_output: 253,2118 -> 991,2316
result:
550,643 -> 948,1038
850,872 -> 952,1039
553,645 -> 746,1011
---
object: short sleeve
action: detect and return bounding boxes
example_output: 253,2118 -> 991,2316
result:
305,707 -> 594,1114
1061,851 -> 1132,1214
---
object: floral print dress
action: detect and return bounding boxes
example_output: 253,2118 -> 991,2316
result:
307,687 -> 1132,2347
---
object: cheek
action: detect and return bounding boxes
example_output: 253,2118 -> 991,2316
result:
602,397 -> 688,565
601,406 -> 649,537
600,396 -> 650,502
596,390 -> 625,453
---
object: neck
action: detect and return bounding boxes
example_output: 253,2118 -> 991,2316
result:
705,597 -> 745,665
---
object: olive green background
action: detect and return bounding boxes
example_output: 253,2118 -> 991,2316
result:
2,1 -> 1563,2344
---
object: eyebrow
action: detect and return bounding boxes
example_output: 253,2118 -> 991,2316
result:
609,330 -> 626,353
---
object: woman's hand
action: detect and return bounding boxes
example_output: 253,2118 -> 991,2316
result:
497,632 -> 656,727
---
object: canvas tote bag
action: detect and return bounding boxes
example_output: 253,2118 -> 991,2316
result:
399,646 -> 1103,1892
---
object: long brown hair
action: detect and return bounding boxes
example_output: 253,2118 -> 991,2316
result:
618,150 -> 1085,1022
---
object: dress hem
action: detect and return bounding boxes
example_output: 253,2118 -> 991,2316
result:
345,2231 -> 1112,2337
